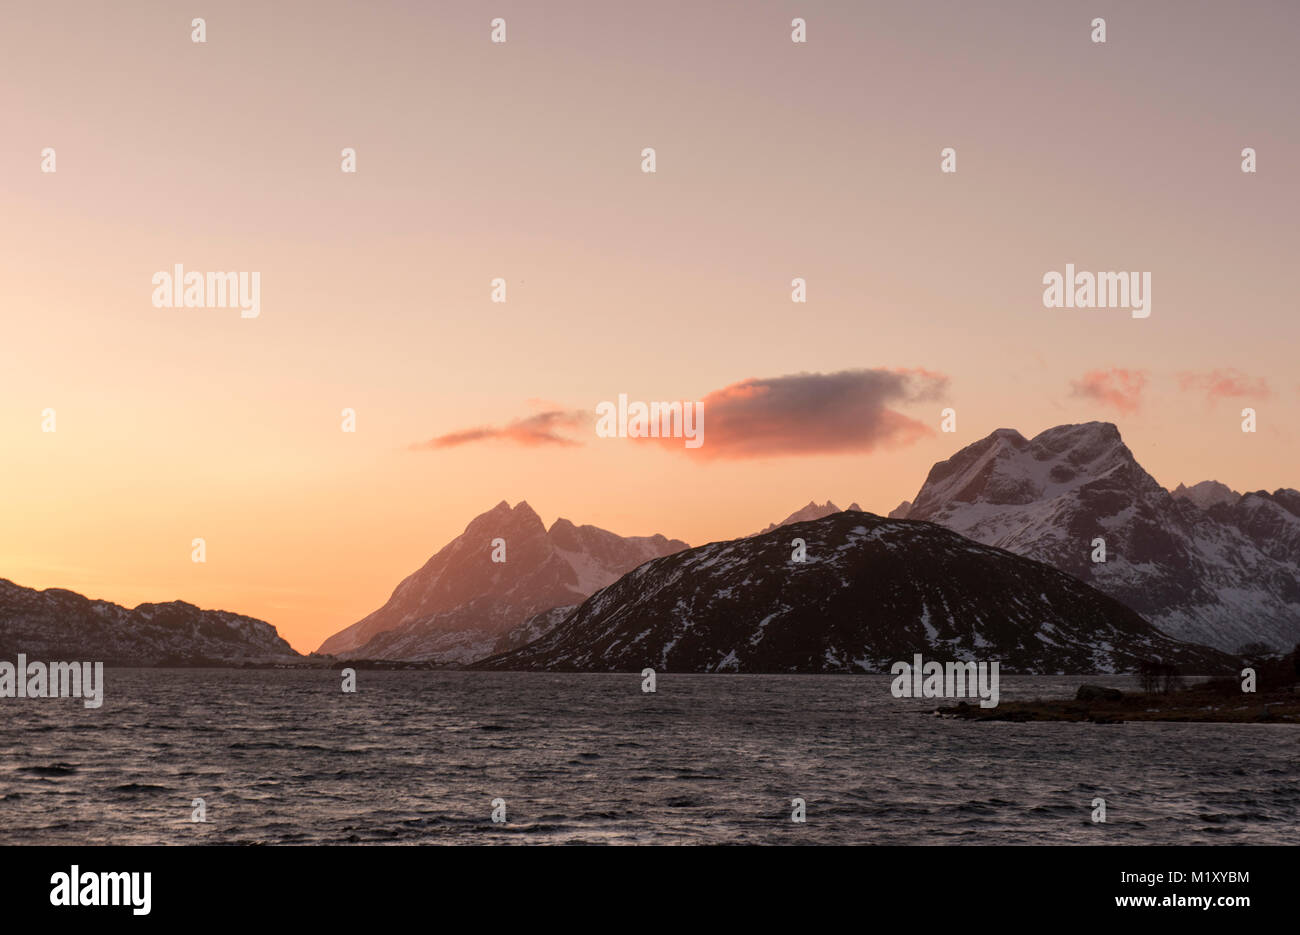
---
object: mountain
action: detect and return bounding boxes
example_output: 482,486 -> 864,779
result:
0,578 -> 299,665
1210,488 -> 1300,565
476,511 -> 1234,674
1171,480 -> 1240,510
903,422 -> 1300,651
317,501 -> 687,663
755,500 -> 863,535
888,501 -> 913,519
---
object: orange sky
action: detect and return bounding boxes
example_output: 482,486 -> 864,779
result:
2,1 -> 1297,652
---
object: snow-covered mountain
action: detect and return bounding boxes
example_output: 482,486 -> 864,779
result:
754,500 -> 863,535
476,511 -> 1233,674
904,422 -> 1300,652
317,501 -> 687,663
0,578 -> 299,665
1210,488 -> 1300,566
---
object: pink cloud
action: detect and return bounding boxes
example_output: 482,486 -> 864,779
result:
1069,368 -> 1148,414
410,410 -> 586,450
665,367 -> 947,460
1177,369 -> 1272,403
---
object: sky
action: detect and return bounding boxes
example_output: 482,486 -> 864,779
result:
2,0 -> 1297,653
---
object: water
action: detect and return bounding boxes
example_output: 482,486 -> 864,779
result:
1,670 -> 1295,844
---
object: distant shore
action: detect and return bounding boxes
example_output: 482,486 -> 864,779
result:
95,657 -> 440,670
936,679 -> 1300,724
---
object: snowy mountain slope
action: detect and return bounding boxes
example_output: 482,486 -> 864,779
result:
492,604 -> 577,655
318,501 -> 687,662
476,511 -> 1235,674
904,422 -> 1300,651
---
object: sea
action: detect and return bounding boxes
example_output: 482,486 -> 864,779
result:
1,670 -> 1295,844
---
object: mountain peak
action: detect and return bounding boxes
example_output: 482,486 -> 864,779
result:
1171,480 -> 1241,510
1054,420 -> 1118,434
317,503 -> 687,660
465,500 -> 545,537
1028,421 -> 1125,451
911,421 -> 1142,516
906,422 -> 1300,652
754,499 -> 849,536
